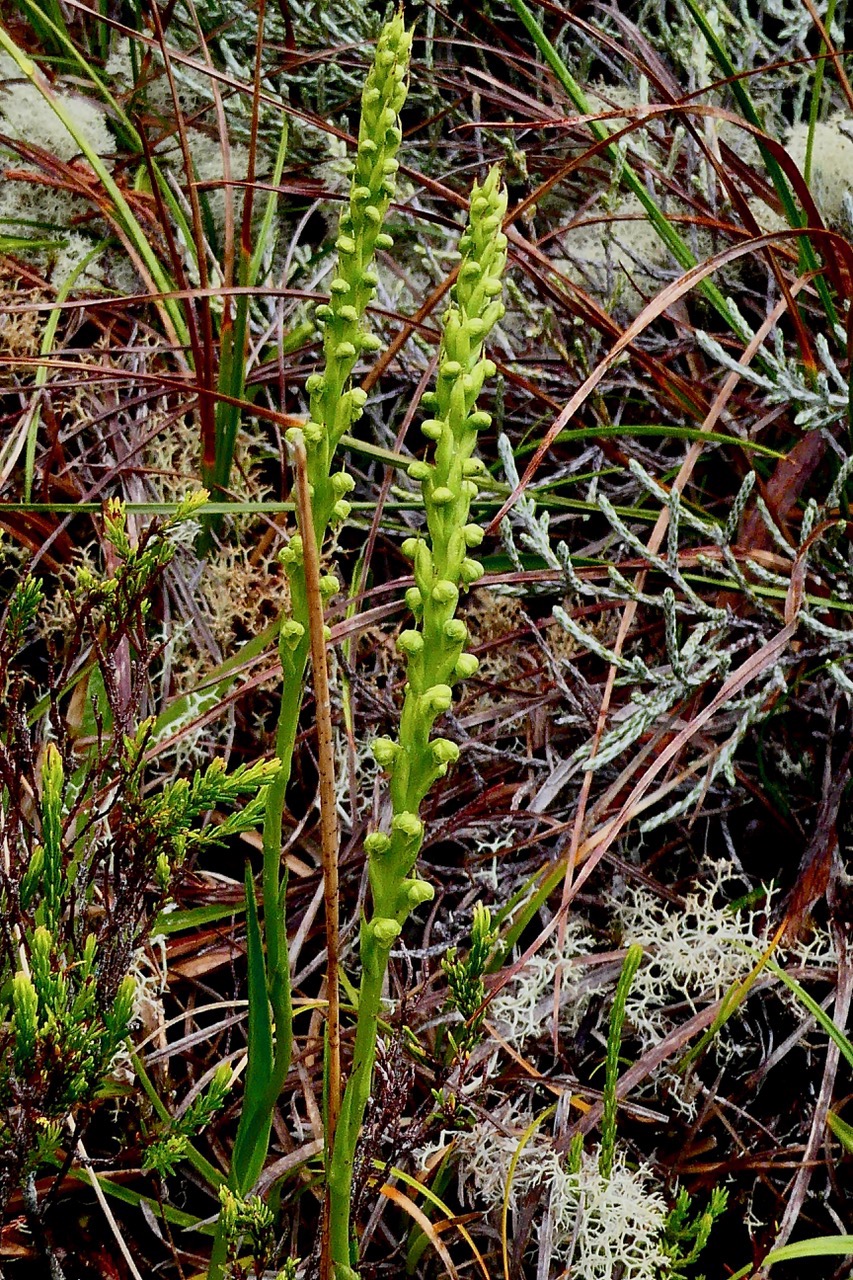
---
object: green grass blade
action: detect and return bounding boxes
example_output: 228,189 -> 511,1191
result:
764,956 -> 853,1070
599,943 -> 644,1180
804,0 -> 837,186
249,115 -> 289,284
504,0 -> 748,340
229,864 -> 274,1194
728,1236 -> 853,1279
68,1169 -> 207,1231
129,1050 -> 225,1190
0,28 -> 188,350
14,0 -> 137,136
680,0 -> 838,329
827,1110 -> 853,1153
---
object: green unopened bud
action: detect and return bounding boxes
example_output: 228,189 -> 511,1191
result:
467,410 -> 491,430
401,537 -> 419,559
350,387 -> 368,409
364,830 -> 391,857
397,630 -> 424,656
431,580 -> 458,607
392,811 -> 424,840
372,738 -> 400,769
432,737 -> 460,768
375,232 -> 394,249
455,652 -> 480,679
440,360 -> 462,380
463,458 -> 487,476
280,619 -> 306,650
463,524 -> 484,546
338,305 -> 359,324
279,536 -> 303,569
421,418 -> 443,440
305,373 -> 324,393
408,461 -> 431,482
330,278 -> 351,295
332,474 -> 354,502
335,341 -> 357,360
405,586 -> 423,613
360,332 -> 382,352
370,917 -> 402,949
332,500 -> 352,521
460,558 -> 484,583
422,684 -> 453,715
319,575 -> 340,598
444,619 -> 468,644
431,486 -> 454,506
336,236 -> 356,255
401,878 -> 435,910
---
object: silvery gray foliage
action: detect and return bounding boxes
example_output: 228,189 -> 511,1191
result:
696,321 -> 850,433
497,404 -> 853,825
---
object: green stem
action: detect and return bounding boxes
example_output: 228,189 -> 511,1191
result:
599,943 -> 643,1181
328,929 -> 389,1273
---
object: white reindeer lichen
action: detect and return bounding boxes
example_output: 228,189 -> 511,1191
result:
491,916 -> 610,1046
451,1108 -> 669,1278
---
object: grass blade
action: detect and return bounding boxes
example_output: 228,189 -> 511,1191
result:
229,863 -> 275,1194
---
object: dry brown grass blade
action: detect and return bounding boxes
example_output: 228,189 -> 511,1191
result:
486,228 -> 838,537
379,1184 -> 461,1280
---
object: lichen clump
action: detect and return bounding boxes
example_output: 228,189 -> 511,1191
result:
452,1111 -> 669,1279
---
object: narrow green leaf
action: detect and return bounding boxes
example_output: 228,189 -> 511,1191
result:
827,1110 -> 853,1153
680,0 -> 838,329
765,957 -> 853,1072
728,1235 -> 853,1279
229,864 -> 274,1194
152,902 -> 247,936
504,0 -> 748,340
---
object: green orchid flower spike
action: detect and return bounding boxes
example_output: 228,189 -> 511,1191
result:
296,10 -> 412,544
213,18 -> 413,1268
328,164 -> 508,1277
